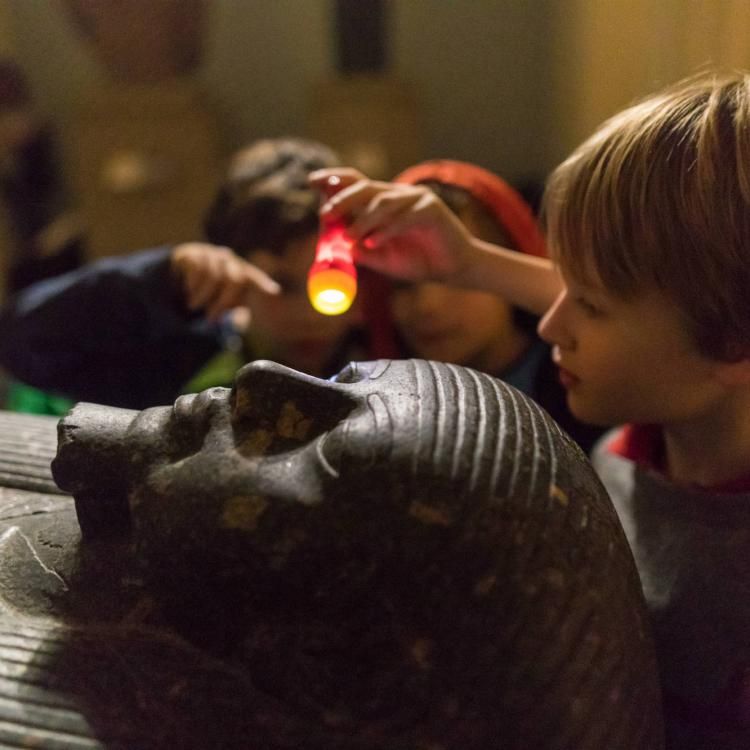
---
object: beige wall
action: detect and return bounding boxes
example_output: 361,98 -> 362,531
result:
4,0 -> 329,166
4,0 -> 554,185
393,0 -> 555,182
550,0 -> 750,162
0,0 -> 16,58
3,0 -> 750,190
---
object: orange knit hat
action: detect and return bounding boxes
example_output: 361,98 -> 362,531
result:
394,160 -> 548,258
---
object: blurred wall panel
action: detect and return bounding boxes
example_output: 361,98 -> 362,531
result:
393,0 -> 556,184
200,0 -> 330,151
308,0 -> 424,179
58,0 -> 220,257
6,0 -> 750,231
0,0 -> 15,58
308,74 -> 424,179
69,81 -> 221,257
9,0 -> 553,185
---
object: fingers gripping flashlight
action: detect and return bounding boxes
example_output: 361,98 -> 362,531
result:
308,178 -> 357,316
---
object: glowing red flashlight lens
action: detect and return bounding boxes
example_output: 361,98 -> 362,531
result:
308,220 -> 357,315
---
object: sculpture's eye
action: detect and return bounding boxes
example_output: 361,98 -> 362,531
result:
331,363 -> 369,384
331,360 -> 391,385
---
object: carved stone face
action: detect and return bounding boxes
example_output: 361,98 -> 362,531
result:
127,358 -> 399,510
120,360 -> 419,603
52,359 -> 664,748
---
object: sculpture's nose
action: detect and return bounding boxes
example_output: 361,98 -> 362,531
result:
232,360 -> 356,425
52,402 -> 139,539
233,360 -> 320,393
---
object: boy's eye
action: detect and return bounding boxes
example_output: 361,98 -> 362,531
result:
575,297 -> 602,316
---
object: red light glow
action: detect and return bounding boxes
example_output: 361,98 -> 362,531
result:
307,221 -> 357,315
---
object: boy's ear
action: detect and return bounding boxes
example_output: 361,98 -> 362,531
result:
716,357 -> 750,386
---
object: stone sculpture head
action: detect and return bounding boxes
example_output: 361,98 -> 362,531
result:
52,359 -> 664,749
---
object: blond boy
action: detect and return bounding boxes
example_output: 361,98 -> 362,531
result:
314,73 -> 750,749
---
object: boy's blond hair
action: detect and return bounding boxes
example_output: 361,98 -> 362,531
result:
543,72 -> 750,361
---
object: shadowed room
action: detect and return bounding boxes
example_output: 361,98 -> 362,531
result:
1,3 -> 750,749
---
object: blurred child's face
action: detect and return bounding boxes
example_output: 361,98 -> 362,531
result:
538,267 -> 726,427
244,232 -> 356,376
390,206 -> 529,373
391,282 -> 525,373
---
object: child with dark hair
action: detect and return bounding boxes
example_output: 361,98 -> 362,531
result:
0,137 -> 368,410
313,73 -> 750,749
181,138 -> 364,383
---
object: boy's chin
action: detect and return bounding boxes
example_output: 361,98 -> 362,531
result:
567,395 -> 621,428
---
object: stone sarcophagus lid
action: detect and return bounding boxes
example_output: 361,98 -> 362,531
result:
2,360 -> 663,749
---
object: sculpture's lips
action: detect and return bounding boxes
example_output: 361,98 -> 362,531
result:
169,389 -> 232,444
172,393 -> 198,423
173,388 -> 229,418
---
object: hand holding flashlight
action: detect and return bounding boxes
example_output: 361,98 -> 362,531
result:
308,178 -> 357,316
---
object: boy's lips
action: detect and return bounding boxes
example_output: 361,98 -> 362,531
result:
557,366 -> 580,390
551,348 -> 580,389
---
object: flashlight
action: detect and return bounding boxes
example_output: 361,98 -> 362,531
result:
307,217 -> 357,316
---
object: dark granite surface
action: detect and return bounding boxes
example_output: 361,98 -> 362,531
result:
0,360 -> 664,748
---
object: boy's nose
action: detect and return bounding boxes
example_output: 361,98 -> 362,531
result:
537,290 -> 573,349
